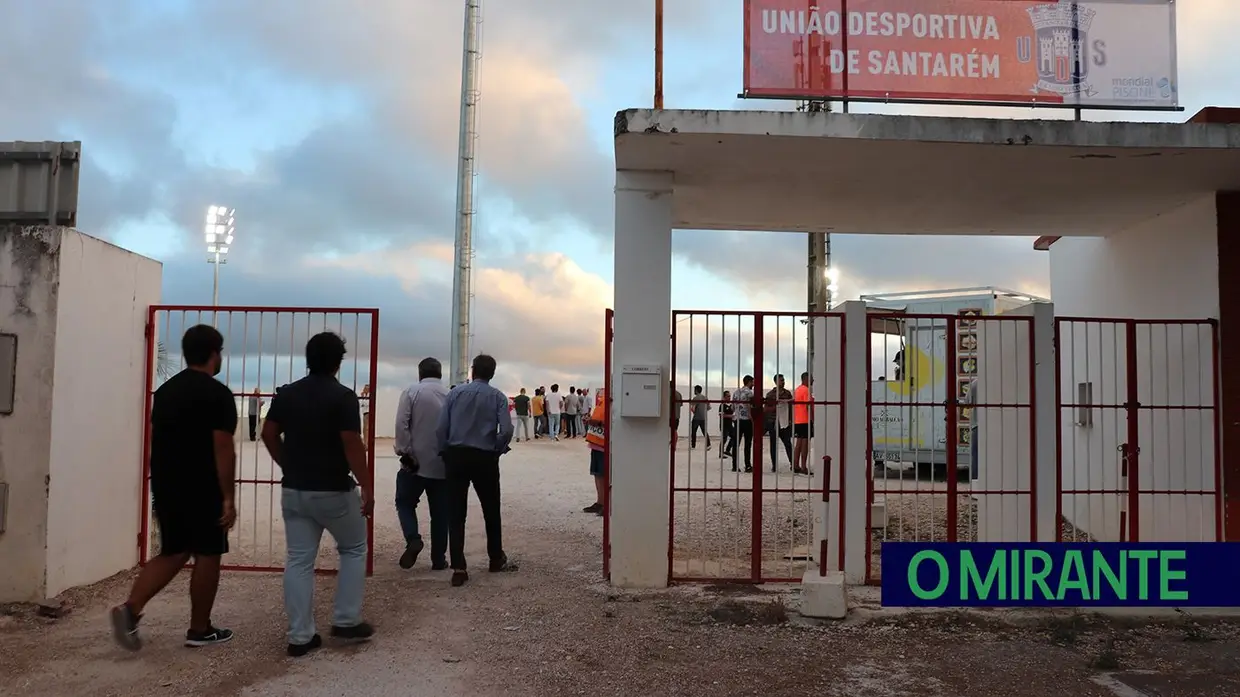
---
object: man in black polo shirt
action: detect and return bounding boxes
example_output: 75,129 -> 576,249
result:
110,324 -> 237,650
262,332 -> 374,657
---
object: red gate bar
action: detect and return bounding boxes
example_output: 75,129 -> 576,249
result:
602,308 -> 613,581
140,305 -> 379,575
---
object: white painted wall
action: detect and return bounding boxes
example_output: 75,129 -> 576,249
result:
0,226 -> 160,602
0,226 -> 61,601
1050,195 -> 1220,542
45,231 -> 161,596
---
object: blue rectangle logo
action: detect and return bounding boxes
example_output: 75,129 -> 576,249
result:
881,543 -> 1240,607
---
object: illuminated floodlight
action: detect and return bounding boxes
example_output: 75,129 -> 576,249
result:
205,205 -> 237,309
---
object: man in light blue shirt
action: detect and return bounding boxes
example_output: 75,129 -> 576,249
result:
393,357 -> 451,572
436,354 -> 516,587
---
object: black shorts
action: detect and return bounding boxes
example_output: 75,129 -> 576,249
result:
589,448 -> 606,477
794,423 -> 812,439
671,418 -> 680,430
153,498 -> 228,557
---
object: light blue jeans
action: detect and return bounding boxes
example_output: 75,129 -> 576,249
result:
282,488 -> 368,645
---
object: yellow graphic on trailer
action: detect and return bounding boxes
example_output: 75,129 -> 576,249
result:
872,342 -> 946,449
887,343 -> 945,397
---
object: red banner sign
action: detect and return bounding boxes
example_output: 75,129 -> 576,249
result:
743,0 -> 1178,108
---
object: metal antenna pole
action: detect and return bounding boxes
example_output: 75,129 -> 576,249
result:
449,0 -> 483,385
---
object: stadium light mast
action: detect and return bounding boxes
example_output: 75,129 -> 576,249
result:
449,0 -> 483,385
205,205 -> 235,312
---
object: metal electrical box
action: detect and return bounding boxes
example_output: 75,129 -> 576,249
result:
619,365 -> 662,418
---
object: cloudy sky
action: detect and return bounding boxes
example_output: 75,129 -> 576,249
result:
3,0 -> 1236,404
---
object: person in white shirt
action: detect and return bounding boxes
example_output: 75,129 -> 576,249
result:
393,358 -> 451,571
561,385 -> 577,438
545,384 -> 562,441
763,374 -> 794,472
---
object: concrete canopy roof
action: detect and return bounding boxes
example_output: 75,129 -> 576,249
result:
614,109 -> 1240,236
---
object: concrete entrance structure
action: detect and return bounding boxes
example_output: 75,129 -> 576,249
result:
0,225 -> 161,601
609,108 -> 1240,594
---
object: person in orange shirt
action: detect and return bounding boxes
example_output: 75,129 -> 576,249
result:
531,389 -> 546,439
792,372 -> 813,476
582,390 -> 607,516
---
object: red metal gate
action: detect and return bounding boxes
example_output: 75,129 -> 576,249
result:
669,310 -> 844,584
139,305 -> 379,574
1055,318 -> 1221,543
865,312 -> 1037,583
602,308 -> 613,581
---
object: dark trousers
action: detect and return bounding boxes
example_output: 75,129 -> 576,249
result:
394,468 -> 448,566
443,447 -> 504,571
248,414 -> 258,441
734,420 -> 754,469
690,419 -> 710,448
721,419 -> 736,454
766,422 -> 793,469
561,413 -> 578,438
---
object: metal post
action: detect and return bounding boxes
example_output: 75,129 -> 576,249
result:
212,252 -> 220,307
807,232 -> 831,366
449,0 -> 483,385
654,0 -> 664,109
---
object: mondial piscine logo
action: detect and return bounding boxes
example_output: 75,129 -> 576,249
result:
881,543 -> 1239,607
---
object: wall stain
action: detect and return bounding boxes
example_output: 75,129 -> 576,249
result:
0,225 -> 61,317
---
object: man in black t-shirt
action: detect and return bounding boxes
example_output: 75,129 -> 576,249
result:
262,331 -> 374,657
110,324 -> 238,651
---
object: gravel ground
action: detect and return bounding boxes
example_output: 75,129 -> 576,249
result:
4,438 -> 1240,696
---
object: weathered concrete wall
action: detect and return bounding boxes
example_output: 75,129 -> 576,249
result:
1050,196 -> 1220,542
0,225 -> 62,601
45,230 -> 161,596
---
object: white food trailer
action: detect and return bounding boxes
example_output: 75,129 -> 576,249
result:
860,287 -> 1047,473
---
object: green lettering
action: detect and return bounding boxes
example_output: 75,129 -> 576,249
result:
961,550 -> 1006,601
1023,550 -> 1054,600
1091,550 -> 1126,600
1056,550 -> 1091,601
908,551 -> 949,600
1129,550 -> 1157,600
1010,549 -> 1020,599
1159,550 -> 1188,601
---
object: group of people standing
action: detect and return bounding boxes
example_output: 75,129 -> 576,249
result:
112,325 -> 517,659
510,384 -> 592,441
674,372 -> 816,475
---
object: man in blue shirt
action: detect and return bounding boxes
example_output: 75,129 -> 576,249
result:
436,354 -> 517,587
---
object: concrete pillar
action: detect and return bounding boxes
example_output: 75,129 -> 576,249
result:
609,170 -> 673,588
840,301 -> 870,583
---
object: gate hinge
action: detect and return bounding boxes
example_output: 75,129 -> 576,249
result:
144,321 -> 153,339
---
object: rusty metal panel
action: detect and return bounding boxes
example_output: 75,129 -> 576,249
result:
0,141 -> 81,226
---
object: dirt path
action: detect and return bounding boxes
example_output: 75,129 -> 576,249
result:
3,439 -> 1240,696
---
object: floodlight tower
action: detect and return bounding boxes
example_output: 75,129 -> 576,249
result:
449,0 -> 483,385
205,204 -> 236,309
